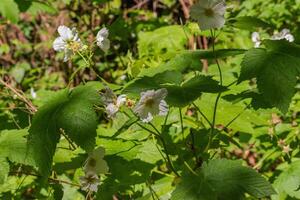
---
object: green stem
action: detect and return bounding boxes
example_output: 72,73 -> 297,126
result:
77,51 -> 90,68
148,122 -> 180,177
205,29 -> 223,153
179,108 -> 184,141
192,102 -> 212,127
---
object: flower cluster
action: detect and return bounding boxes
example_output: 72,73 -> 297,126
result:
101,87 -> 127,118
79,147 -> 109,192
101,87 -> 169,123
252,29 -> 294,48
53,25 -> 110,62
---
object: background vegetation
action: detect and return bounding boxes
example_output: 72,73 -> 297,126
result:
1,0 -> 300,199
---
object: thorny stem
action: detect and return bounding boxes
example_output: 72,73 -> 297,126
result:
204,30 -> 223,153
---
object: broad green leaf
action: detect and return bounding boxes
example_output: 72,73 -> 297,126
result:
28,84 -> 101,176
55,84 -> 101,150
122,70 -> 182,97
97,156 -> 154,200
27,90 -> 67,177
272,160 -> 300,200
0,0 -> 20,23
171,159 -> 276,200
165,75 -> 227,107
238,40 -> 300,113
138,25 -> 188,57
139,49 -> 245,77
111,116 -> 139,138
231,16 -> 273,31
138,176 -> 174,200
96,138 -> 142,161
123,71 -> 226,107
0,129 -> 34,166
0,158 -> 9,184
135,140 -> 162,164
196,94 -> 267,134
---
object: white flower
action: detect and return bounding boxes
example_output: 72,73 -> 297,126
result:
84,147 -> 109,175
80,172 -> 100,192
53,25 -> 82,62
251,32 -> 261,48
101,87 -> 126,118
30,88 -> 37,99
134,88 -> 169,123
272,29 -> 294,42
190,0 -> 226,30
96,27 -> 110,52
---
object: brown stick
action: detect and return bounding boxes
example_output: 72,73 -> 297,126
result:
179,0 -> 190,19
0,78 -> 37,113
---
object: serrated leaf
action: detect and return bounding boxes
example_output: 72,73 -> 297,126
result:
0,129 -> 35,166
138,25 -> 188,57
231,16 -> 273,31
112,116 -> 139,138
166,75 -> 227,107
28,84 -> 101,176
123,71 -> 226,107
171,159 -> 276,200
0,158 -> 9,184
238,40 -> 300,113
122,70 -> 182,97
272,160 -> 300,199
135,140 -> 162,164
0,0 -> 20,23
139,49 -> 245,77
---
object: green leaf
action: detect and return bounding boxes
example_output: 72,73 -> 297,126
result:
272,160 -> 300,199
231,16 -> 273,31
171,159 -> 276,200
135,140 -> 162,164
112,116 -> 139,138
0,158 -> 9,184
28,84 -> 101,176
238,40 -> 300,113
0,0 -> 20,23
166,75 -> 227,107
139,49 -> 245,77
0,129 -> 34,166
122,70 -> 182,97
138,25 -> 188,57
123,71 -> 226,107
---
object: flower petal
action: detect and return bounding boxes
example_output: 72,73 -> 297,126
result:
57,25 -> 73,40
53,37 -> 66,51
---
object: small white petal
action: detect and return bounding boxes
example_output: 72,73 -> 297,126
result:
159,100 -> 169,116
63,49 -> 72,62
106,103 -> 119,118
97,27 -> 109,39
285,34 -> 294,42
96,27 -> 110,52
116,95 -> 127,107
58,25 -> 73,40
30,88 -> 37,99
53,37 -> 66,51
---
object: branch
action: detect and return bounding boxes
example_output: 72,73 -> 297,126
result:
0,78 -> 37,114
